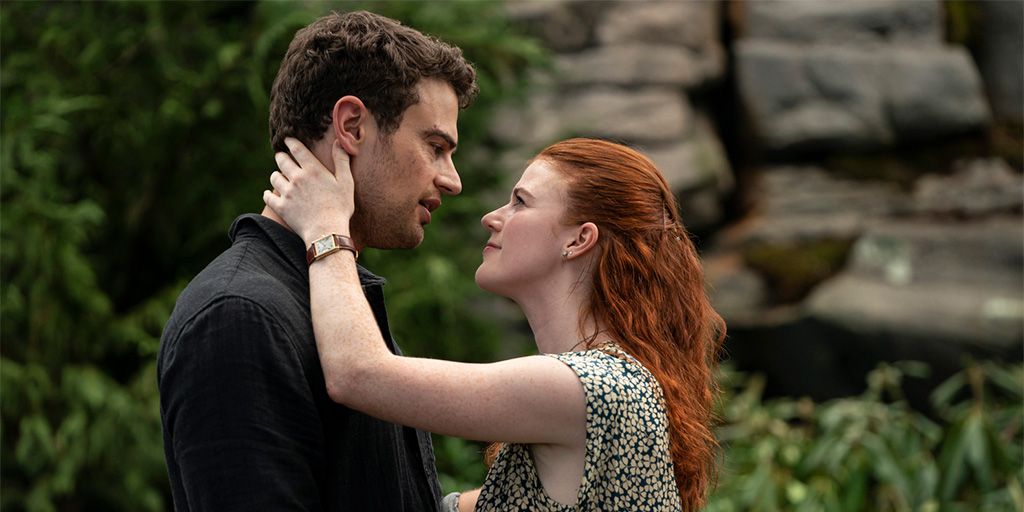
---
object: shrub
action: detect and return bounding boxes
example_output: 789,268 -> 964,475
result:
708,361 -> 1023,512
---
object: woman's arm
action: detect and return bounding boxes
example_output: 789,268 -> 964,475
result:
458,489 -> 480,512
264,138 -> 586,446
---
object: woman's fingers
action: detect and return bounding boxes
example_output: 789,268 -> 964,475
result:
284,137 -> 325,173
265,136 -> 353,242
262,189 -> 278,209
331,140 -> 355,181
283,136 -> 308,164
275,151 -> 297,180
269,170 -> 288,193
332,139 -> 350,163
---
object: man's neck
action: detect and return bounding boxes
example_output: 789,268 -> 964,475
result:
262,204 -> 367,253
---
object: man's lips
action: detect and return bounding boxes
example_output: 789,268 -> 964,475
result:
419,198 -> 441,224
420,198 -> 441,213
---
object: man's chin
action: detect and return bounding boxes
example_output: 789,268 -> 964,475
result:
365,228 -> 424,251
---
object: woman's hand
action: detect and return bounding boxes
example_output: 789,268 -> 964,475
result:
264,137 -> 355,245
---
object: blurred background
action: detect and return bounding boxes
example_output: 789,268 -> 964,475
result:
2,1 -> 1020,511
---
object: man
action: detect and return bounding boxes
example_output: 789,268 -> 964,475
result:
157,11 -> 478,511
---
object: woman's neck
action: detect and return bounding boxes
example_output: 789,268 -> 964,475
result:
518,289 -> 606,354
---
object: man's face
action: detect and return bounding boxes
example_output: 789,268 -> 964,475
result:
351,79 -> 461,250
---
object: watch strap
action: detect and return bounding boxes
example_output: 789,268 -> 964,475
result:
306,234 -> 358,265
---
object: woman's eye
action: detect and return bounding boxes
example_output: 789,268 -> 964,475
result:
514,194 -> 524,205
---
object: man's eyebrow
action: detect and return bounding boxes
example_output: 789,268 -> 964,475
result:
424,129 -> 457,152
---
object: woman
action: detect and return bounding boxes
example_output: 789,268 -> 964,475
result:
265,137 -> 725,511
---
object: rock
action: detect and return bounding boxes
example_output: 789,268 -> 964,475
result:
742,0 -> 943,46
806,217 -> 1024,357
596,0 -> 720,49
489,86 -> 693,146
974,0 -> 1024,122
735,42 -> 890,151
913,158 -> 1024,216
593,0 -> 720,48
645,114 -> 732,193
736,42 -> 990,152
808,276 -> 1022,354
505,0 -> 607,53
729,166 -> 906,244
559,86 -> 692,142
486,93 -> 548,148
742,216 -> 1024,404
842,217 -> 1023,293
758,166 -> 905,217
543,1 -> 727,90
885,47 -> 991,140
704,252 -> 770,323
554,44 -> 716,90
645,114 -> 733,230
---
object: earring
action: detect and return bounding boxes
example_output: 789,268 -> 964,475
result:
562,250 -> 572,261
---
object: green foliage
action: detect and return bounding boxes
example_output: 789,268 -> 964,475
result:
708,361 -> 1024,512
433,434 -> 490,495
4,2 -> 1020,511
1,1 -> 544,509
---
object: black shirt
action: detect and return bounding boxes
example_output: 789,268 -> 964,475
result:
158,214 -> 441,511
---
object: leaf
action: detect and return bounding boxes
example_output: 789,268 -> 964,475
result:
939,415 -> 970,501
962,409 -> 995,492
931,372 -> 967,412
15,414 -> 56,474
982,362 -> 1023,400
840,470 -> 868,512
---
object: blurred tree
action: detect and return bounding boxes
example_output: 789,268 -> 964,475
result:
1,1 -> 545,509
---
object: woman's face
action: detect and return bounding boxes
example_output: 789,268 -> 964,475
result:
475,159 -> 576,299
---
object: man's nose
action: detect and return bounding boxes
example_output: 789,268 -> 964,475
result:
437,158 -> 461,195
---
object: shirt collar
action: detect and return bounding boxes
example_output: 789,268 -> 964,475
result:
229,213 -> 386,286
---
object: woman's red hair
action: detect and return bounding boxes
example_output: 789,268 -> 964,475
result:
488,138 -> 725,509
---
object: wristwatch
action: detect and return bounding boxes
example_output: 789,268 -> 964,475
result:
306,234 -> 358,265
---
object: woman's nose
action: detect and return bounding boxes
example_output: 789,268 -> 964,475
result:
481,208 -> 502,232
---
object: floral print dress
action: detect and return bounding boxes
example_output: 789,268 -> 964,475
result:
473,345 -> 682,511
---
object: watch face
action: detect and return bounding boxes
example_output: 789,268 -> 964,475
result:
314,237 -> 335,256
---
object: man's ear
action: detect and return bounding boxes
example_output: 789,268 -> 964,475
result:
332,96 -> 368,156
564,222 -> 600,260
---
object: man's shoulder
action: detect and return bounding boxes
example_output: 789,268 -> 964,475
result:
163,235 -> 306,342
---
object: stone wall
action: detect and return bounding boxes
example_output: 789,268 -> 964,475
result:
495,0 -> 1022,405
734,0 -> 990,153
495,0 -> 733,232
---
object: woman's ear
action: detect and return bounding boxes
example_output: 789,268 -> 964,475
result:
332,96 -> 367,156
564,222 -> 599,260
